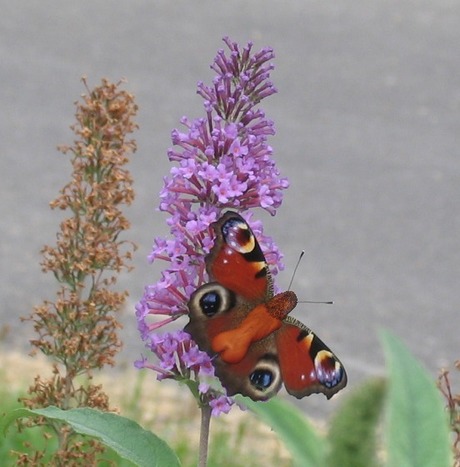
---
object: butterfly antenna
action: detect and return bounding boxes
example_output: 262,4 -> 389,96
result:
299,300 -> 334,305
289,250 -> 334,304
287,250 -> 305,291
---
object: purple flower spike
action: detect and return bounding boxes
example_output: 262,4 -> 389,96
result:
136,38 -> 289,416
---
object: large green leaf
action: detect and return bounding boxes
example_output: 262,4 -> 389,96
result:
1,406 -> 180,467
381,330 -> 452,467
327,377 -> 386,467
240,396 -> 326,467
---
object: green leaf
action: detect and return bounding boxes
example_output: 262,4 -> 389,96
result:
327,377 -> 387,467
1,406 -> 180,467
239,395 -> 326,467
381,330 -> 452,467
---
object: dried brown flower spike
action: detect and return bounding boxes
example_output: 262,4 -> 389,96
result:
18,78 -> 138,465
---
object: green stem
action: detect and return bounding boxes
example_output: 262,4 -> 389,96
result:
198,403 -> 212,467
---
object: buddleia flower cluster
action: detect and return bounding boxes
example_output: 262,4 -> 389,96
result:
136,37 -> 289,415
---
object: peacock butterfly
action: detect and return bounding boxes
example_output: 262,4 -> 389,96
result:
185,211 -> 347,401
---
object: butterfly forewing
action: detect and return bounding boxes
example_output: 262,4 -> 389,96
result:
206,212 -> 271,302
276,317 -> 347,399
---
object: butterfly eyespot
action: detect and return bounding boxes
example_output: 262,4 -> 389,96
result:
199,291 -> 221,317
222,218 -> 255,254
315,351 -> 345,388
249,369 -> 274,391
188,283 -> 235,319
245,356 -> 282,399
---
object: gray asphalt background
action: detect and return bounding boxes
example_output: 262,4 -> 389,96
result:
1,1 -> 459,417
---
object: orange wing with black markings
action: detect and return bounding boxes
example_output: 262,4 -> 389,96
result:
276,317 -> 347,399
205,211 -> 271,302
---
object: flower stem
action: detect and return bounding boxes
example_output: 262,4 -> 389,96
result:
198,403 -> 212,467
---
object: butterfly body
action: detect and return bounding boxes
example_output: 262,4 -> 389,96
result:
185,211 -> 347,401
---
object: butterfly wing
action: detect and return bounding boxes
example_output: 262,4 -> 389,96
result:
275,316 -> 347,399
213,335 -> 283,400
205,211 -> 273,302
186,282 -> 284,400
187,211 -> 273,343
186,212 -> 285,400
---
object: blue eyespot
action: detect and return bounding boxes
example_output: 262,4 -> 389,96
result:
199,291 -> 221,317
249,369 -> 273,390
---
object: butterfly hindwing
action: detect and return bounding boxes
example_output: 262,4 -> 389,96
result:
213,334 -> 283,400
